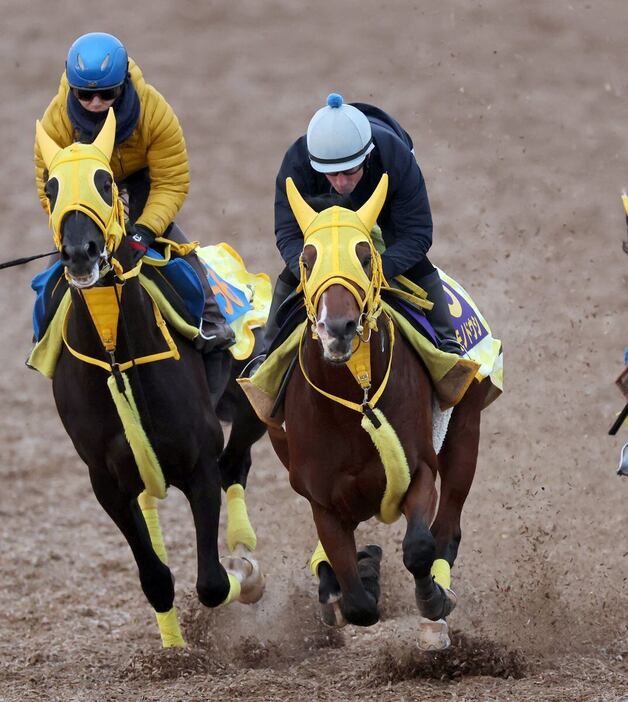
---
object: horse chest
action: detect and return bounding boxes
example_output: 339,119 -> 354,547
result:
292,450 -> 386,521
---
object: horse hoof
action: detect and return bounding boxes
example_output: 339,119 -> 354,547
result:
220,548 -> 265,605
417,617 -> 450,651
320,596 -> 347,628
238,553 -> 265,604
444,587 -> 457,614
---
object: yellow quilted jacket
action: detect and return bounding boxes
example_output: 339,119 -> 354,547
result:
34,59 -> 190,236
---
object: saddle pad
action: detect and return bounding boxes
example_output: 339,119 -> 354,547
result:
238,268 -> 503,427
27,281 -> 199,380
197,243 -> 272,360
437,267 -> 503,400
31,260 -> 67,342
31,242 -> 271,364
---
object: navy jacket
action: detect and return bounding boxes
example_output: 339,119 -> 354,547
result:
274,103 -> 433,281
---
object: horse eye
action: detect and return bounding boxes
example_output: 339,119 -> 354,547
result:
301,258 -> 309,271
44,178 -> 59,210
362,256 -> 372,269
93,169 -> 113,206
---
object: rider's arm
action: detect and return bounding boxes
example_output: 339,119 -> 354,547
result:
136,87 -> 190,236
274,139 -> 311,278
379,144 -> 433,281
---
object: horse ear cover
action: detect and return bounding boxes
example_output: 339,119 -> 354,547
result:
285,177 -> 317,235
92,107 -> 116,162
356,173 -> 388,233
36,120 -> 62,170
286,172 -> 389,237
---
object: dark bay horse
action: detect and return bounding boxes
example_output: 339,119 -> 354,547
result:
267,175 -> 491,650
35,109 -> 263,647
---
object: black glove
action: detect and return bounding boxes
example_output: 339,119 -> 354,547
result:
126,224 -> 155,264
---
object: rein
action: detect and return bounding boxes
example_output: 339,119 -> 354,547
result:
0,250 -> 57,270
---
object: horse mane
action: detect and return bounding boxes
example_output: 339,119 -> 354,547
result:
305,193 -> 355,212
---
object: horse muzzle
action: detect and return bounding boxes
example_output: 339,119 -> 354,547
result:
317,317 -> 358,364
61,242 -> 108,288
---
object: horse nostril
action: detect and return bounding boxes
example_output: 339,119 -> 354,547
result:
345,319 -> 357,337
87,241 -> 99,258
60,245 -> 70,262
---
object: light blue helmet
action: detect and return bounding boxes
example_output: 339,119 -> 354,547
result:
306,93 -> 374,173
66,32 -> 128,89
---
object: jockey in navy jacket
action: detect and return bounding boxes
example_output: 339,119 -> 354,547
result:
250,95 -> 463,363
274,103 -> 433,282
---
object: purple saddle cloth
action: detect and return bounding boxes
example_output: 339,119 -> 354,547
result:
382,293 -> 438,346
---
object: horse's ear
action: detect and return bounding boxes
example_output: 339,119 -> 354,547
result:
35,120 -> 62,170
92,108 -> 116,161
286,177 -> 317,234
357,173 -> 389,233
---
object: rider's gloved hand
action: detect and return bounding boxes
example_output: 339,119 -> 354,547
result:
126,224 -> 155,264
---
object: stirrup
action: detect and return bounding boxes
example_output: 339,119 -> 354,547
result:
240,354 -> 266,379
197,321 -> 235,350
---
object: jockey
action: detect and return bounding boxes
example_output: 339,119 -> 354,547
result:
262,93 -> 463,358
34,32 -> 235,352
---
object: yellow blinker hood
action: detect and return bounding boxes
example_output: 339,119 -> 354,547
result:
35,108 -> 126,252
286,174 -> 389,331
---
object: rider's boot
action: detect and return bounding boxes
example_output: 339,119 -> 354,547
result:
166,223 -> 236,352
243,275 -> 295,376
420,270 -> 464,356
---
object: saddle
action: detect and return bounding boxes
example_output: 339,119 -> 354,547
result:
29,242 -> 271,378
238,268 -> 503,428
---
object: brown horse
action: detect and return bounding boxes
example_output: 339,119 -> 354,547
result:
266,175 -> 491,649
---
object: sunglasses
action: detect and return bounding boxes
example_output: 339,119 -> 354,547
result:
326,162 -> 365,177
72,85 -> 124,102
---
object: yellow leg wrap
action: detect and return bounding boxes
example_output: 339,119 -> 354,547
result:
226,484 -> 257,552
310,540 -> 330,577
138,491 -> 184,646
138,490 -> 168,564
155,607 -> 185,648
431,558 -> 452,590
221,572 -> 242,606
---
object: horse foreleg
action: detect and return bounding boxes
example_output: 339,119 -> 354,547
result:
431,379 -> 487,569
311,506 -> 380,627
402,461 -> 455,649
219,395 -> 266,553
87,464 -> 174,613
180,457 -> 234,607
218,388 -> 267,491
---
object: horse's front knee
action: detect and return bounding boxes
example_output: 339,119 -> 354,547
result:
197,570 -> 231,608
402,524 -> 436,579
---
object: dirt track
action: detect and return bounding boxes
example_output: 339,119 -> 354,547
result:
0,1 -> 626,700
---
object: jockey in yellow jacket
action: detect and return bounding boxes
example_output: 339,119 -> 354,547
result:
34,32 -> 235,352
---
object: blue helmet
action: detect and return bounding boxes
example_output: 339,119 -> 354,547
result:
66,32 -> 128,90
